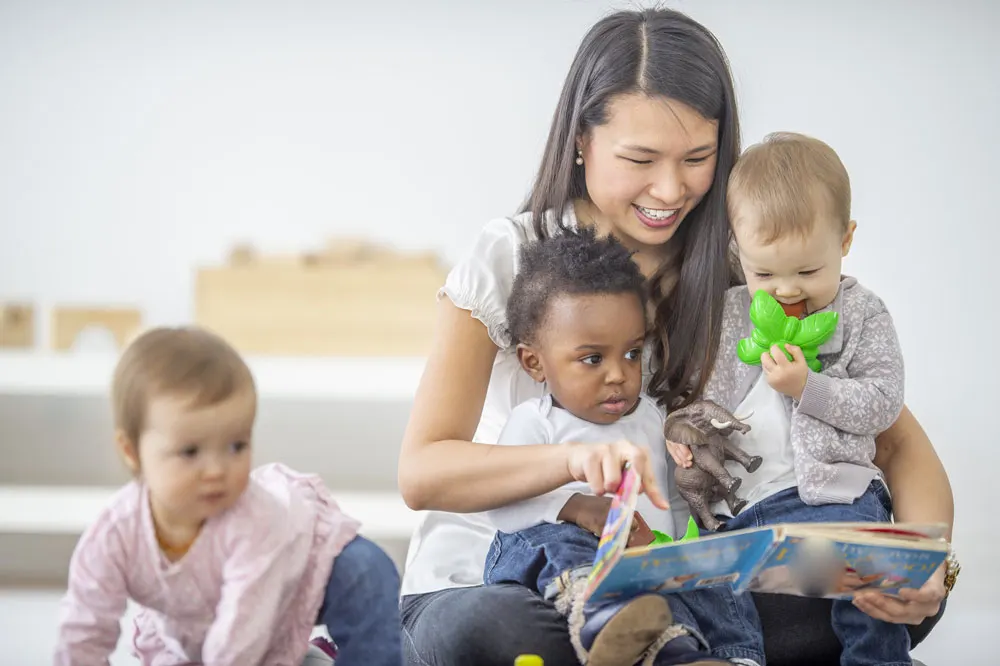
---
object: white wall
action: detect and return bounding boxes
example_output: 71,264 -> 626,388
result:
1,0 -> 996,613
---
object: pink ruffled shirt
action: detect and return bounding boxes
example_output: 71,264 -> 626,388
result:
54,463 -> 360,666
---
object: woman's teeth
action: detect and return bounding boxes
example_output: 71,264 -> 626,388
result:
636,205 -> 678,220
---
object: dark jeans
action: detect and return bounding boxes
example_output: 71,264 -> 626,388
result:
316,535 -> 404,666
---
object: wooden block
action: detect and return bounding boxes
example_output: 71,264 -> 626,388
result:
51,307 -> 143,351
0,303 -> 34,348
195,244 -> 448,356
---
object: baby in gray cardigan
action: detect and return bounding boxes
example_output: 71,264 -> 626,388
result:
704,131 -> 904,511
693,132 -> 911,664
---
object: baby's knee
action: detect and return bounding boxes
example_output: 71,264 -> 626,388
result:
334,536 -> 401,595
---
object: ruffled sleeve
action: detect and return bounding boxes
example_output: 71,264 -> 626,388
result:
438,217 -> 527,350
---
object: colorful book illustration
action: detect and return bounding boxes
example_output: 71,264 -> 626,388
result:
582,466 -> 949,604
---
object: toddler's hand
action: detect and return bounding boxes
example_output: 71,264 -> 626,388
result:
761,343 -> 809,400
565,439 -> 669,510
561,494 -> 655,547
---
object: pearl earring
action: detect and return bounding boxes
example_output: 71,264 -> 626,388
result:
575,149 -> 584,166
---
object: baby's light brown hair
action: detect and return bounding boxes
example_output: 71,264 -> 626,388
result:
112,326 -> 256,444
727,132 -> 852,243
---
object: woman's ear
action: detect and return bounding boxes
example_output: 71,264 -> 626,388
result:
115,429 -> 140,475
516,343 -> 546,384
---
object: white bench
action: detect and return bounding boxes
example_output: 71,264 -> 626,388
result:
0,351 -> 427,402
0,486 -> 421,540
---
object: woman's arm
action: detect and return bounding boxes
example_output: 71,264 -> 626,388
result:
873,404 -> 954,539
397,297 -> 667,513
853,404 -> 953,624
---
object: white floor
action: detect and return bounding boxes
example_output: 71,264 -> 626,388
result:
0,588 -> 989,665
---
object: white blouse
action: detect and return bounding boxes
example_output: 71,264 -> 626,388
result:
400,206 -> 676,597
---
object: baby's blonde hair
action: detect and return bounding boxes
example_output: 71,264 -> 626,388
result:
727,132 -> 852,242
112,326 -> 255,444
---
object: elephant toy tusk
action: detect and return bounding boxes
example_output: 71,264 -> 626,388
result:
733,410 -> 755,422
710,418 -> 733,429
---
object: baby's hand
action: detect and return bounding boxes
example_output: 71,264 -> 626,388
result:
560,494 -> 655,547
565,439 -> 669,509
761,343 -> 809,400
666,440 -> 693,468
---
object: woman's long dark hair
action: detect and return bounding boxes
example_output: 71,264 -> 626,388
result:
519,8 -> 741,409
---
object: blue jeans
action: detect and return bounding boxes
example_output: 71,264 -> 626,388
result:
485,523 -> 764,665
717,480 -> 911,666
316,535 -> 404,666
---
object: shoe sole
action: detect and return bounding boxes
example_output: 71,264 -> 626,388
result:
586,594 -> 672,666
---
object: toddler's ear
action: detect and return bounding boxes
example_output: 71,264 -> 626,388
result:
515,343 -> 546,384
114,429 -> 140,475
842,220 -> 858,256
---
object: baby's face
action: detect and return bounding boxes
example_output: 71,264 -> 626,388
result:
529,292 -> 646,425
732,205 -> 855,317
137,387 -> 256,531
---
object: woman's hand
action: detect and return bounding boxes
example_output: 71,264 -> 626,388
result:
851,563 -> 946,624
565,439 -> 669,509
666,440 -> 693,468
560,494 -> 655,547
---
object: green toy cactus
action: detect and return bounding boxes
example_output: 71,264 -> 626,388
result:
649,515 -> 701,546
737,290 -> 838,373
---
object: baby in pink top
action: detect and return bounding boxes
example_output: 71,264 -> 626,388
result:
53,327 -> 404,666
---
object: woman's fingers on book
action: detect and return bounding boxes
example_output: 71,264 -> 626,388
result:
612,440 -> 668,508
567,440 -> 668,509
601,452 -> 624,494
852,592 -> 938,625
852,567 -> 944,625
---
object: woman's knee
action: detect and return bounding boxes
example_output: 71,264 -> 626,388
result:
404,585 -> 578,666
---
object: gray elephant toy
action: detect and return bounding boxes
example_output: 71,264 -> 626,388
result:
665,400 -> 762,531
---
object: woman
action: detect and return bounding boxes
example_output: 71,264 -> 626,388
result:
397,8 -> 953,666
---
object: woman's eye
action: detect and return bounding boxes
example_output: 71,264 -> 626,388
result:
622,157 -> 653,165
685,155 -> 711,165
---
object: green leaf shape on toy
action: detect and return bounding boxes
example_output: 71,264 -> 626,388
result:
649,516 -> 701,546
737,290 -> 838,373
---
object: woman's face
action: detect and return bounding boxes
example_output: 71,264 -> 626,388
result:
578,93 -> 719,255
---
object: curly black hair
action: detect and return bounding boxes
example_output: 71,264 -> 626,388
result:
506,226 -> 646,346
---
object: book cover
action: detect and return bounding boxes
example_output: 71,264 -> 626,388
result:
582,466 -> 950,602
582,462 -> 642,601
587,525 -> 780,602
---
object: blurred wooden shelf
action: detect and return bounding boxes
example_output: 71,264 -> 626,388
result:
0,485 -> 421,540
0,352 -> 425,402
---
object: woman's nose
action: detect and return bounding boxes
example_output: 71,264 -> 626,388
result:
648,164 -> 684,204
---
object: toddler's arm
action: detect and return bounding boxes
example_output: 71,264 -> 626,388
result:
484,403 -> 579,533
796,307 -> 904,436
201,518 -> 293,666
53,521 -> 129,665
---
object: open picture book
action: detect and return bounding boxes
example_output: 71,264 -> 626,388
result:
583,465 -> 949,605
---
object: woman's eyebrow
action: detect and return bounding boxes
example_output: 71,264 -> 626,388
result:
620,143 -> 660,155
619,142 -> 717,155
687,143 -> 717,154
